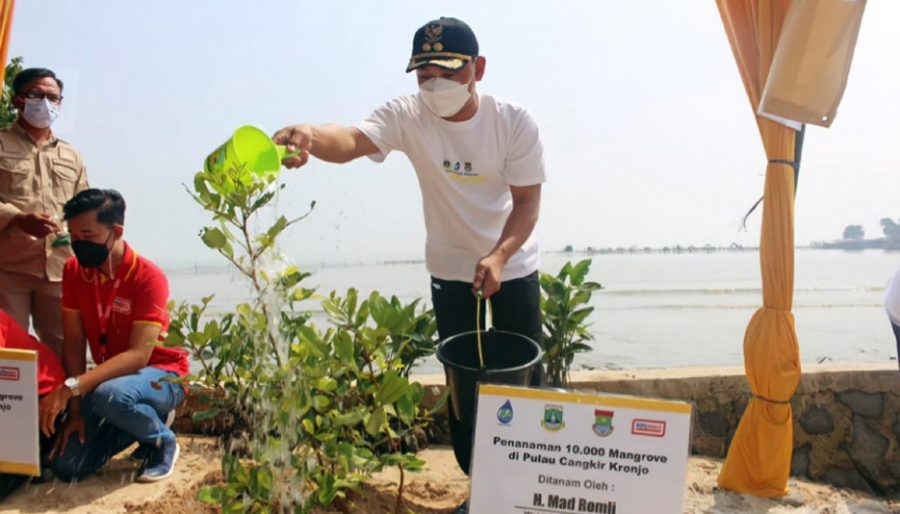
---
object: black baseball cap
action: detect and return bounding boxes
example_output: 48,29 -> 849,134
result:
406,17 -> 479,73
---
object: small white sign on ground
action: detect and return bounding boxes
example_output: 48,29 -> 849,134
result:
0,348 -> 40,476
469,384 -> 692,514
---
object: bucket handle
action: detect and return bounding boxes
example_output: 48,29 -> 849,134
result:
276,144 -> 303,162
475,289 -> 494,370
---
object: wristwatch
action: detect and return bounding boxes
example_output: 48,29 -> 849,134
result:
64,377 -> 81,397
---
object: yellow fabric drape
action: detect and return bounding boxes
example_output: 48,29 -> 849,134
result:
760,0 -> 867,127
0,0 -> 14,85
716,0 -> 802,497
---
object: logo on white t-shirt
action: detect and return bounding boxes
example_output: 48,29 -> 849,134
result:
442,158 -> 484,183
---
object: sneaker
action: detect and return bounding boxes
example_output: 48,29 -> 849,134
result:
136,440 -> 180,483
131,411 -> 175,462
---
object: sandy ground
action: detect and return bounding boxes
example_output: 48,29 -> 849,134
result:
1,436 -> 897,514
0,437 -> 219,514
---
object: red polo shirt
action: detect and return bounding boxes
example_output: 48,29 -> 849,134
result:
0,310 -> 66,395
61,242 -> 189,376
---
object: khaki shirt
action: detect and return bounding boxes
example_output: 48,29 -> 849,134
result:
0,122 -> 88,281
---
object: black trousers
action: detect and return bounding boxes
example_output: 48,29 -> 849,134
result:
431,271 -> 544,475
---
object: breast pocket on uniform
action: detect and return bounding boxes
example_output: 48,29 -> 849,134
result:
0,154 -> 32,199
51,157 -> 79,201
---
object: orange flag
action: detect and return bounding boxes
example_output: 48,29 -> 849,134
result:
0,0 -> 14,85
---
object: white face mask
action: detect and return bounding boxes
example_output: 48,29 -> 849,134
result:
419,77 -> 472,118
22,98 -> 60,129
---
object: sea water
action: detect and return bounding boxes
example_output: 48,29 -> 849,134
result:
166,249 -> 900,374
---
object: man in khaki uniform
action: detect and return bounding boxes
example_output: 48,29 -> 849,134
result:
0,68 -> 87,355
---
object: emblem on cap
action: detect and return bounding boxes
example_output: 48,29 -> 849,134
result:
424,23 -> 443,41
423,23 -> 444,52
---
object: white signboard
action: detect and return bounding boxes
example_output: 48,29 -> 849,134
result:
0,349 -> 40,476
469,384 -> 692,514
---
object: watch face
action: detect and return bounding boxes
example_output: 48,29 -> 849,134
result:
65,377 -> 77,388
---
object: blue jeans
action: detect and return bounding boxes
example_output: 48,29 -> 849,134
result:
51,366 -> 185,482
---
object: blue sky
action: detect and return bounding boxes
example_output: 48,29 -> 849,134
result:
9,1 -> 900,267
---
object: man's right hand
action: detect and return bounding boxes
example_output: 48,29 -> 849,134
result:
272,124 -> 314,169
11,212 -> 57,238
49,414 -> 85,459
39,384 -> 72,437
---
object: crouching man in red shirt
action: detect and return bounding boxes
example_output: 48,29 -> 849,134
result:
39,189 -> 189,483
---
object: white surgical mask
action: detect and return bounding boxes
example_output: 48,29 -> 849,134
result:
22,98 -> 60,129
418,77 -> 472,118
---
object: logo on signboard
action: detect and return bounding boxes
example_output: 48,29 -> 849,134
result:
497,400 -> 514,425
541,404 -> 565,432
631,418 -> 667,437
0,366 -> 20,381
593,409 -> 614,437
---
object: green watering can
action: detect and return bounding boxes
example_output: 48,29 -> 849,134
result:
204,125 -> 299,178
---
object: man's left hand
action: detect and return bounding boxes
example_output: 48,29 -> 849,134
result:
473,253 -> 505,298
39,384 -> 71,438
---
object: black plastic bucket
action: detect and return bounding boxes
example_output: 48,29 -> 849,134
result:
436,329 -> 543,427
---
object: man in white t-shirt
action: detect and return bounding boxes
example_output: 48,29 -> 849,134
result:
273,16 -> 546,483
886,269 -> 900,369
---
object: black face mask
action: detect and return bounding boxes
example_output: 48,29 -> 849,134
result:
72,232 -> 113,268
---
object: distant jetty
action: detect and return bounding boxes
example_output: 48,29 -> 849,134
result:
550,242 -> 900,255
557,243 -> 758,255
812,238 -> 900,250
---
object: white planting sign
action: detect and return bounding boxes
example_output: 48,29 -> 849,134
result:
469,384 -> 692,514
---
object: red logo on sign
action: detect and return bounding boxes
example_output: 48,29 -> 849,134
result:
0,366 -> 20,381
631,419 -> 666,437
